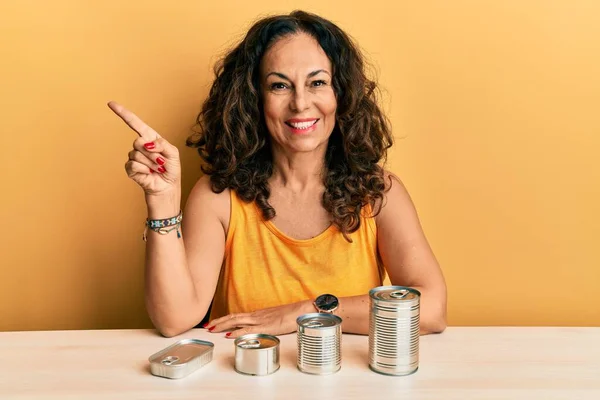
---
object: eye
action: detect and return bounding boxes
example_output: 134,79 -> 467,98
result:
270,82 -> 288,90
311,80 -> 327,87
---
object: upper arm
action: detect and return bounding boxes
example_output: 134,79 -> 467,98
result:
375,172 -> 447,305
182,175 -> 230,310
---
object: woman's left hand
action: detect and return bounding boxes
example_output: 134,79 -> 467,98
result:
206,300 -> 315,339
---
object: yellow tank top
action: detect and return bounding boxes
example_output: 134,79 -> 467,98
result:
209,189 -> 385,319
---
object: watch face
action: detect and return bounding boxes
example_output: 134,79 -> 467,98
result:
316,294 -> 339,311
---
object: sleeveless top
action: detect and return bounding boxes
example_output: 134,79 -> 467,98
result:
209,190 -> 386,319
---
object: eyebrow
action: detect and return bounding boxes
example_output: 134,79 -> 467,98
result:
265,69 -> 331,81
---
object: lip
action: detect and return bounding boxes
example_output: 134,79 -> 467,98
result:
285,118 -> 319,123
285,118 -> 319,135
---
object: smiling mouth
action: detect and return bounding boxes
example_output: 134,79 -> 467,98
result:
285,119 -> 319,130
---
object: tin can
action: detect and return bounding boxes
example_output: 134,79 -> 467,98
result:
148,338 -> 214,379
234,334 -> 280,376
296,313 -> 342,375
368,286 -> 420,376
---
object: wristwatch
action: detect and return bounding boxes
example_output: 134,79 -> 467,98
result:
313,294 -> 339,314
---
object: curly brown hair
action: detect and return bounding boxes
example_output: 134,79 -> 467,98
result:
187,10 -> 393,241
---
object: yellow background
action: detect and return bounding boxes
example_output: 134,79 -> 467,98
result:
1,0 -> 598,331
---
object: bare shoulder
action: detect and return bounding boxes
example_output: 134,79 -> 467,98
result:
382,170 -> 409,195
184,175 -> 231,234
374,170 -> 416,224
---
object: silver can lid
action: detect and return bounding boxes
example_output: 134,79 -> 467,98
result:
296,313 -> 342,328
234,333 -> 280,349
148,339 -> 214,366
148,339 -> 214,379
369,286 -> 421,301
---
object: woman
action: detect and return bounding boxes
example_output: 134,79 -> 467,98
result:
109,10 -> 447,338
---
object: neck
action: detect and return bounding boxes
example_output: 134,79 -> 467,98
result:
270,145 -> 327,192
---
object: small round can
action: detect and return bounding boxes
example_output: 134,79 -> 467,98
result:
369,286 -> 421,376
296,313 -> 342,375
234,334 -> 280,376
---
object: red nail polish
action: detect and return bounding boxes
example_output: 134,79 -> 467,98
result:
225,332 -> 231,338
156,157 -> 165,166
149,169 -> 154,174
158,166 -> 166,173
208,327 -> 214,332
144,142 -> 155,150
202,323 -> 208,328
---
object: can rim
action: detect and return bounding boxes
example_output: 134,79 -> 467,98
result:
296,312 -> 343,327
369,285 -> 421,300
234,333 -> 280,349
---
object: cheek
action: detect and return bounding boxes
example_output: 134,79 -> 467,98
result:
321,89 -> 337,112
262,96 -> 284,126
262,98 -> 276,120
321,93 -> 338,120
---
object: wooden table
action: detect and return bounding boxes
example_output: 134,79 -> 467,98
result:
1,327 -> 599,399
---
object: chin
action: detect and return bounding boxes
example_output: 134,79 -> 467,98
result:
286,139 -> 327,153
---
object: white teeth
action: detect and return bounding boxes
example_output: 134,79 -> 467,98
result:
289,120 -> 317,129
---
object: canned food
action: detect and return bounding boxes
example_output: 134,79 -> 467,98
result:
234,334 -> 280,376
296,313 -> 342,375
369,286 -> 420,376
148,339 -> 214,379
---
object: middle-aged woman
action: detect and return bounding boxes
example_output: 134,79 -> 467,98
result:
109,10 -> 447,338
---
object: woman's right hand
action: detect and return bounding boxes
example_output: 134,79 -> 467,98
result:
108,101 -> 181,197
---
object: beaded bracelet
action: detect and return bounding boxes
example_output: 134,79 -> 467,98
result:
143,210 -> 183,242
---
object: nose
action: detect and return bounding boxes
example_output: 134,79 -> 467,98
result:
290,87 -> 309,112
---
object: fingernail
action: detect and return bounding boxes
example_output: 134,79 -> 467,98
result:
208,327 -> 214,332
225,332 -> 231,338
149,169 -> 154,174
144,142 -> 155,150
158,166 -> 166,173
156,157 -> 165,166
201,323 -> 208,328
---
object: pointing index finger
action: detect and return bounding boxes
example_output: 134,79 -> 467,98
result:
107,101 -> 161,140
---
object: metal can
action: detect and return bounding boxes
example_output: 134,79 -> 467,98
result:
148,338 -> 214,379
369,286 -> 420,375
234,334 -> 280,376
296,313 -> 342,375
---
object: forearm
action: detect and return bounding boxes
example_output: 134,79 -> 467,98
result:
335,295 -> 370,335
144,194 -> 203,336
336,290 -> 446,336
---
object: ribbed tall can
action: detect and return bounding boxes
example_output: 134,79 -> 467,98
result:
296,313 -> 342,375
369,286 -> 420,376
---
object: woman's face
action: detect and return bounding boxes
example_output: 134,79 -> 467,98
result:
260,32 -> 337,156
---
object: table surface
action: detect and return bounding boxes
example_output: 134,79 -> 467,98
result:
1,327 -> 599,399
